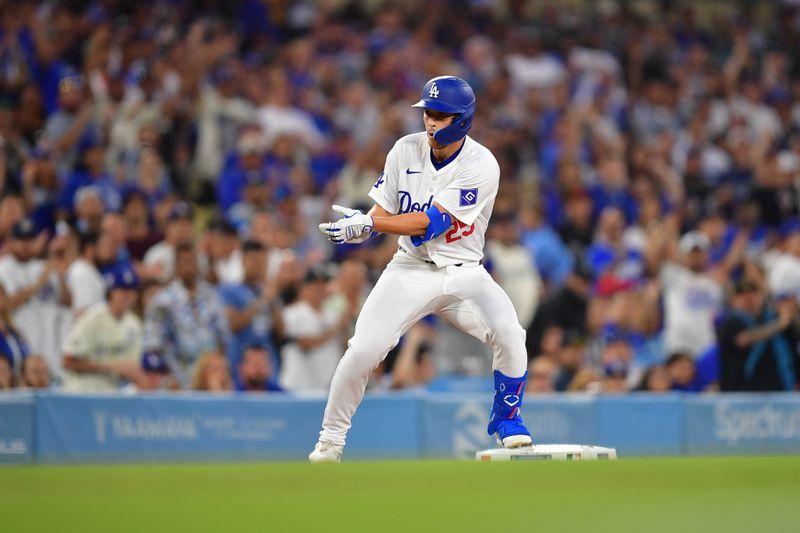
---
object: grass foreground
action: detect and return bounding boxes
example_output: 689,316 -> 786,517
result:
1,456 -> 799,533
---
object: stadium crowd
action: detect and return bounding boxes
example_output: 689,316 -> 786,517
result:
1,0 -> 800,395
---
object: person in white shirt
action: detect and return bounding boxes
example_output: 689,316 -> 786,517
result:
62,266 -> 144,392
0,218 -> 70,381
646,225 -> 746,358
143,201 -> 195,283
203,216 -> 243,284
485,210 -> 542,330
280,268 -> 356,392
64,229 -> 106,315
767,221 -> 800,302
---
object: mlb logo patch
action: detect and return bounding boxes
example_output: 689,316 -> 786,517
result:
459,188 -> 478,207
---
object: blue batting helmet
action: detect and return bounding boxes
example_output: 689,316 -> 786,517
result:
412,76 -> 475,146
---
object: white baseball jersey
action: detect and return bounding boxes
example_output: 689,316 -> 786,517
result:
368,132 -> 499,267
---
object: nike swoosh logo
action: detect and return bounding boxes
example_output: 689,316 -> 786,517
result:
406,169 -> 422,174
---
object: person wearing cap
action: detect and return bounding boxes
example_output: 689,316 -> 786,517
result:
41,73 -> 98,176
143,201 -> 195,283
217,126 -> 268,214
61,266 -> 144,392
645,223 -> 746,358
279,267 -> 356,392
0,218 -> 71,381
716,279 -> 800,392
142,243 -> 229,388
58,135 -> 120,220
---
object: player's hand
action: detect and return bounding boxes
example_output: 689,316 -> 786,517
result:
318,205 -> 373,244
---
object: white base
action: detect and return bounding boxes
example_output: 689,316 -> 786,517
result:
476,444 -> 617,461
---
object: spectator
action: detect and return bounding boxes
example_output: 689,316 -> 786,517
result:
40,74 -> 97,175
218,240 -> 284,370
324,259 -> 369,341
20,151 -> 60,232
646,226 -> 743,358
634,364 -> 672,393
767,220 -> 800,301
236,344 -> 283,393
192,351 -> 233,393
557,189 -> 594,257
143,201 -> 195,283
717,280 -> 800,392
0,355 -> 11,389
143,243 -> 229,388
0,218 -> 70,381
61,266 -> 143,392
389,322 -> 437,390
586,206 -> 643,281
122,190 -> 161,262
19,354 -> 50,389
0,194 -> 24,247
217,127 -> 269,214
58,137 -> 120,219
526,357 -> 558,394
553,330 -> 588,391
520,205 -> 573,289
0,276 -> 30,376
485,209 -> 542,330
203,216 -> 242,284
63,229 -> 106,316
280,268 -> 356,392
601,361 -> 629,394
72,186 -> 105,234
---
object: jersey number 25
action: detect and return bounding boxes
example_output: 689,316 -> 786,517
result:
445,220 -> 475,243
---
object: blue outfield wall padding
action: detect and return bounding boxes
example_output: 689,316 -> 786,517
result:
594,394 -> 684,456
33,391 -> 421,464
1,391 -> 800,463
684,393 -> 800,456
0,392 -> 35,465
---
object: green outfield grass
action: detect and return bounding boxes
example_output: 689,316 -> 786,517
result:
2,457 -> 799,533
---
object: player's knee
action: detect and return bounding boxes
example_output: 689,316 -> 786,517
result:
491,322 -> 526,351
343,336 -> 395,372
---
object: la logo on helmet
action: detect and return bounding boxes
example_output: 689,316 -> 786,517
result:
428,82 -> 439,98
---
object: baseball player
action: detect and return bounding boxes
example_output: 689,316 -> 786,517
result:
311,76 -> 531,462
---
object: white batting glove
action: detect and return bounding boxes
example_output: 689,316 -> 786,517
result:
318,205 -> 374,244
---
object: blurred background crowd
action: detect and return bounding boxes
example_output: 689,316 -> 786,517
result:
1,0 -> 800,396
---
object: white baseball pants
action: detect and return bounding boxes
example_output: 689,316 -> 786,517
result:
319,251 -> 528,446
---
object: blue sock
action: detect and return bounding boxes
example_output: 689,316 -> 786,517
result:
487,370 -> 531,438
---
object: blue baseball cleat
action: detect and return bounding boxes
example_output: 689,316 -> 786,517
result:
487,370 -> 532,448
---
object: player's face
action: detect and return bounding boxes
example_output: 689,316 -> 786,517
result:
422,109 -> 455,149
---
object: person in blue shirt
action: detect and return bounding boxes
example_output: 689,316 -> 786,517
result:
0,285 -> 29,376
235,343 -> 284,393
217,127 -> 268,213
520,206 -> 574,288
218,240 -> 284,373
58,136 -> 121,218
